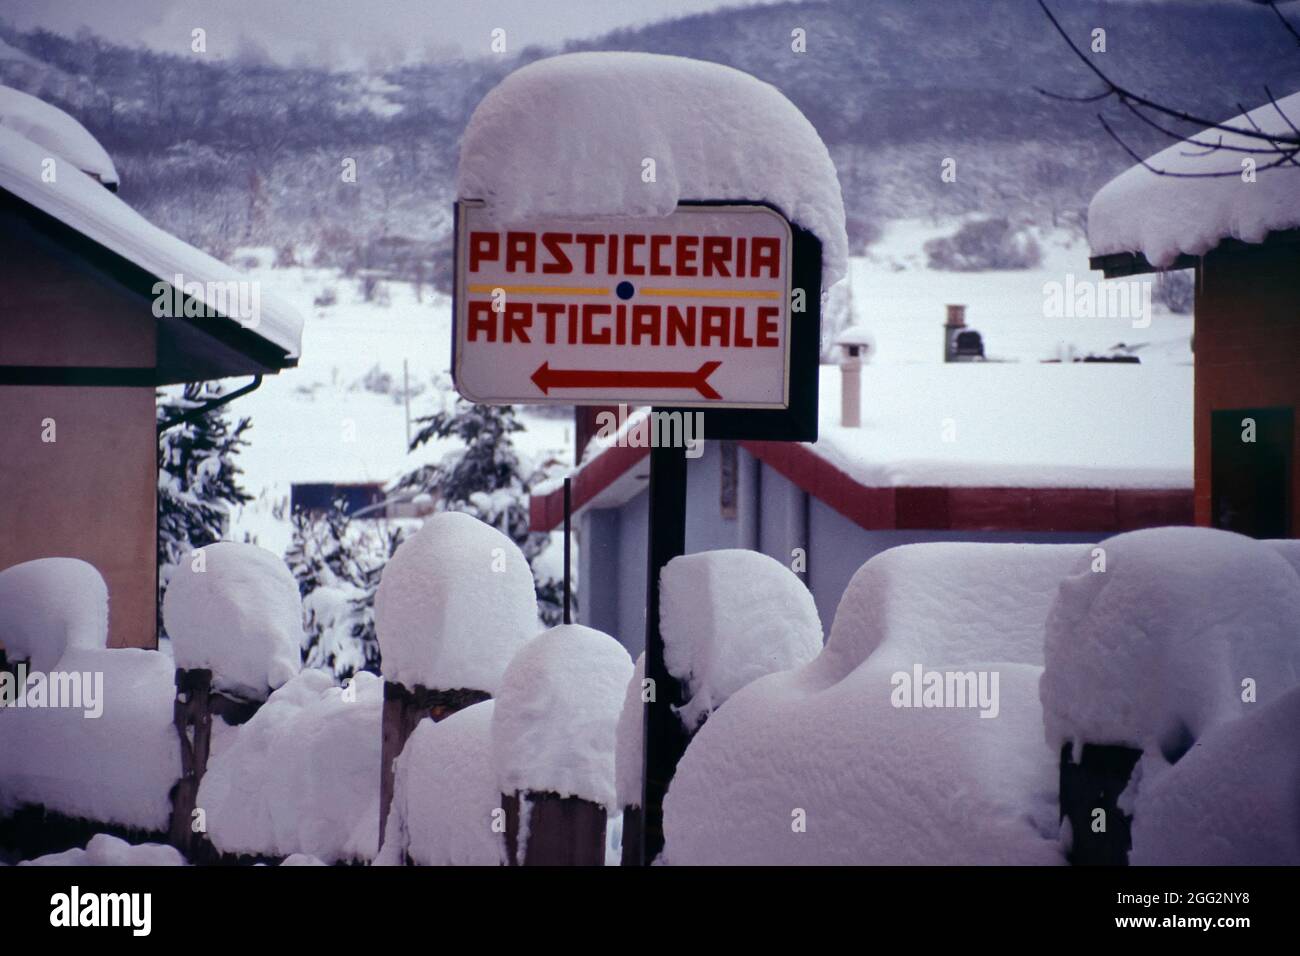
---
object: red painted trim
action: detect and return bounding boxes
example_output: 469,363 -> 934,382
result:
529,442 -> 650,532
528,435 -> 1193,534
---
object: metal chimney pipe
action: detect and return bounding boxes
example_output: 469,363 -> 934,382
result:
841,347 -> 862,428
943,304 -> 966,363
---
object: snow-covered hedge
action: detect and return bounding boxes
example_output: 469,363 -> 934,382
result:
374,512 -> 538,694
614,653 -> 646,810
378,700 -> 502,866
162,541 -> 303,701
0,557 -> 108,672
491,624 -> 632,808
0,646 -> 180,833
661,549 -> 822,729
661,543 -> 1066,864
197,669 -> 382,864
1040,526 -> 1300,759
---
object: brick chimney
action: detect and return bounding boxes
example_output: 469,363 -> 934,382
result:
943,304 -> 966,363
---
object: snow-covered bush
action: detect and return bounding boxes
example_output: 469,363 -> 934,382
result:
396,395 -> 569,626
661,549 -> 822,729
378,700 -> 502,866
0,646 -> 180,833
614,653 -> 646,810
491,624 -> 632,809
157,383 -> 252,637
660,543 -> 1071,865
0,557 -> 108,671
20,834 -> 186,867
923,217 -> 1042,272
1040,526 -> 1300,761
286,504 -> 407,680
197,669 -> 382,864
162,541 -> 303,701
373,512 -> 537,694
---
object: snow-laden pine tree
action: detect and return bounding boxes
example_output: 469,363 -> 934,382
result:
285,503 -> 403,680
156,383 -> 252,634
396,398 -> 569,626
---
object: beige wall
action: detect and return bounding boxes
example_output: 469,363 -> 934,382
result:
1,207 -> 159,650
0,386 -> 158,649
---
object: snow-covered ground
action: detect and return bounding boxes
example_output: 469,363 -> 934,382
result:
228,220 -> 1193,554
224,251 -> 571,554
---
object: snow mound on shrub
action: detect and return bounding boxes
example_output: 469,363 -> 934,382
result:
0,647 -> 180,831
661,550 -> 822,728
1041,526 -> 1300,756
198,669 -> 382,863
1128,684 -> 1300,865
663,659 -> 1060,865
491,624 -> 632,808
0,557 -> 108,672
1265,538 -> 1300,583
375,512 -> 538,694
614,653 -> 645,809
379,700 -> 502,866
162,542 -> 302,700
20,833 -> 185,866
826,543 -> 1089,680
458,52 -> 847,289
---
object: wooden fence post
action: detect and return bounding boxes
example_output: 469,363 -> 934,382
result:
168,667 -> 262,862
378,682 -> 490,850
1059,742 -> 1142,865
503,790 -> 607,866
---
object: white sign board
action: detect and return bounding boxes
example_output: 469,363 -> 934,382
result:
453,203 -> 793,408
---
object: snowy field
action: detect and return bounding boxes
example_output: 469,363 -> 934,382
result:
226,220 -> 1192,555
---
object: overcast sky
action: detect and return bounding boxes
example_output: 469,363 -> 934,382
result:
1,0 -> 795,67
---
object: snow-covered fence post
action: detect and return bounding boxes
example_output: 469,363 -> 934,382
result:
492,625 -> 632,865
161,543 -> 303,860
373,512 -> 539,854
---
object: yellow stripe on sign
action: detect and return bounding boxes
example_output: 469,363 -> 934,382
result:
639,288 -> 783,300
468,284 -> 609,295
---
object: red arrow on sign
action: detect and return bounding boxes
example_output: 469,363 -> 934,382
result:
530,361 -> 722,400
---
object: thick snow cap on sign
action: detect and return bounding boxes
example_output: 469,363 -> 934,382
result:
614,653 -> 646,809
1088,91 -> 1300,269
374,512 -> 538,693
1041,527 -> 1300,757
0,85 -> 119,186
0,557 -> 108,672
491,624 -> 633,808
661,550 -> 822,729
162,542 -> 303,701
457,52 -> 848,289
380,700 -> 502,866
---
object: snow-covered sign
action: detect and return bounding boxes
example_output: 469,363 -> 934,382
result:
453,202 -> 794,408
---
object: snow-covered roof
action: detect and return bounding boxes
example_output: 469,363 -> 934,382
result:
532,360 -> 1192,531
0,84 -> 118,187
0,124 -> 303,359
1089,90 -> 1300,270
458,52 -> 848,289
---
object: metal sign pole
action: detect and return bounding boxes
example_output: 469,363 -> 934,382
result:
639,428 -> 691,865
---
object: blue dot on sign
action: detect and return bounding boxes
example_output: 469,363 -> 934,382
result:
616,281 -> 635,300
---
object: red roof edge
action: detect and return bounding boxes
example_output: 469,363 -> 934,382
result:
528,437 -> 1193,534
